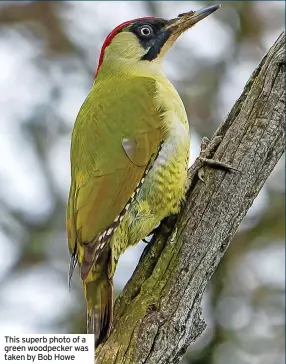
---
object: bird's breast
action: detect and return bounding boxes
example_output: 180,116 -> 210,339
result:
111,76 -> 190,251
112,123 -> 190,254
140,117 -> 190,215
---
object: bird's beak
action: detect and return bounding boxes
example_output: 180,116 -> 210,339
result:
154,4 -> 221,61
165,4 -> 221,38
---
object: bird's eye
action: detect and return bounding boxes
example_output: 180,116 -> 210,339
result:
139,25 -> 153,37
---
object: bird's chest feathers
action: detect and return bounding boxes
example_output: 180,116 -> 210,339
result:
145,79 -> 190,197
153,78 -> 190,168
151,116 -> 189,178
140,109 -> 190,213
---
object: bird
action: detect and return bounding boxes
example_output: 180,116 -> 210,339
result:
66,4 -> 221,348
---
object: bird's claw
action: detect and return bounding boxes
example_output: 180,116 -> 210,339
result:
188,135 -> 240,187
198,156 -> 240,172
200,135 -> 223,154
200,136 -> 211,152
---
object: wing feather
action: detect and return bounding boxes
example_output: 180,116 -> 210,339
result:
67,77 -> 164,280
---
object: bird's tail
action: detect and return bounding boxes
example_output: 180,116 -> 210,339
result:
84,272 -> 113,348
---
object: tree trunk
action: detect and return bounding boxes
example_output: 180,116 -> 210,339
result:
96,32 -> 285,364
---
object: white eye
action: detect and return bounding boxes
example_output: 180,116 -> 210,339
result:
140,25 -> 153,37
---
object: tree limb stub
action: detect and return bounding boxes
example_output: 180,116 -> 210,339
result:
96,32 -> 285,364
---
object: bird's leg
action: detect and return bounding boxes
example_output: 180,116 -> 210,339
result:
139,235 -> 156,263
142,225 -> 161,244
188,135 -> 239,186
140,215 -> 177,262
142,215 -> 177,244
140,226 -> 162,263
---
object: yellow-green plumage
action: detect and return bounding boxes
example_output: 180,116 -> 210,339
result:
65,14 -> 202,347
67,73 -> 189,344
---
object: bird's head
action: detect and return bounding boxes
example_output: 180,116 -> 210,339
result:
95,4 -> 221,78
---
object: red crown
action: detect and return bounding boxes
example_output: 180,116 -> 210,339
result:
94,17 -> 155,78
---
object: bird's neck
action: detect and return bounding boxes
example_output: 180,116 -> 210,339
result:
97,57 -> 165,80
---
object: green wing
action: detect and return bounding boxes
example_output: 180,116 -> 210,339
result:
67,76 -> 164,279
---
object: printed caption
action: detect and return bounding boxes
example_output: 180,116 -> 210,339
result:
1,334 -> 94,364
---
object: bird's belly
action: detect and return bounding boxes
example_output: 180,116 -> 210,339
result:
111,136 -> 189,257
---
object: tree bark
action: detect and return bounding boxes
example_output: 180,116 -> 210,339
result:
96,32 -> 285,364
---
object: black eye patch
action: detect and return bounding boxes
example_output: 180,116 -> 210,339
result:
129,18 -> 171,61
130,19 -> 167,45
137,25 -> 154,39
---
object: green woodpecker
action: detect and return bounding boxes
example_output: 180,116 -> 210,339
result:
67,4 -> 221,347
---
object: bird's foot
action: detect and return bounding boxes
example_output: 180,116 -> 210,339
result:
140,226 -> 161,263
188,136 -> 239,185
142,225 -> 161,244
140,215 -> 177,262
142,215 -> 177,244
197,155 -> 240,182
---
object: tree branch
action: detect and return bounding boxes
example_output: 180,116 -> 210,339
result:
96,32 -> 285,364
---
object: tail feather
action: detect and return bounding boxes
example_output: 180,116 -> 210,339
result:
68,253 -> 78,291
85,275 -> 113,348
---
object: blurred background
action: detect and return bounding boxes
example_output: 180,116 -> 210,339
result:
0,1 -> 284,363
